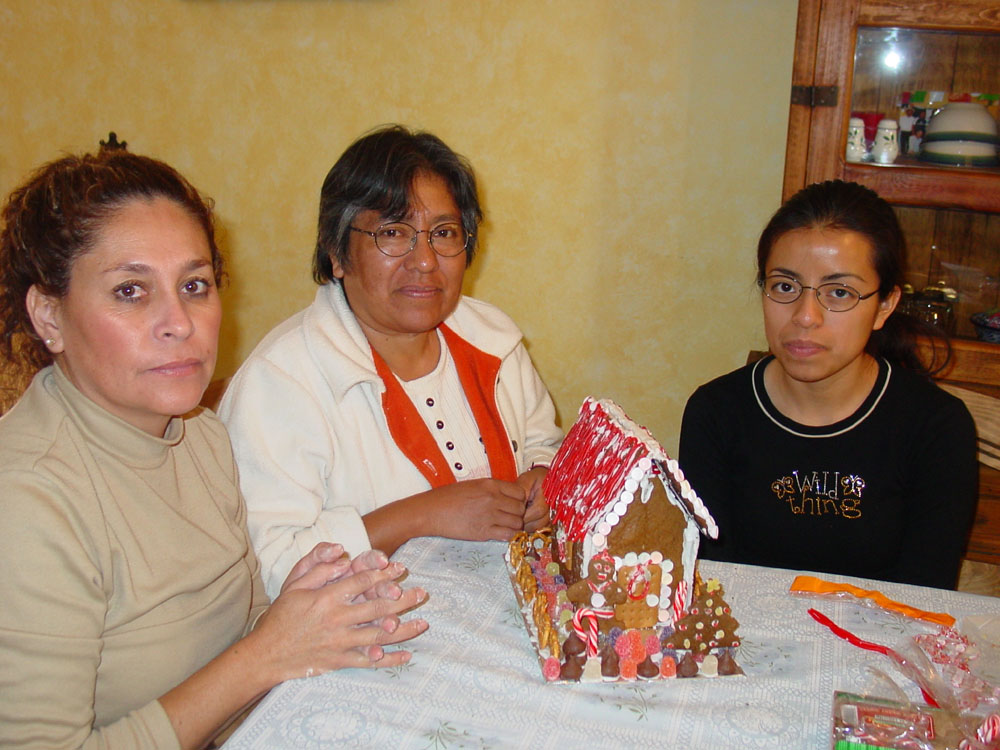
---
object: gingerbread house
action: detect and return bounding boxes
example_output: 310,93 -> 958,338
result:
544,397 -> 718,632
506,397 -> 741,682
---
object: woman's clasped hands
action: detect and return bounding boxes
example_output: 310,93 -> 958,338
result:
251,542 -> 428,679
416,466 -> 551,545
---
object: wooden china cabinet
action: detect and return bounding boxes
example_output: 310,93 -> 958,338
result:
783,0 -> 1000,565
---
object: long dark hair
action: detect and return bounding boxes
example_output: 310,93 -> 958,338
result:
313,125 -> 482,284
757,180 -> 947,375
0,146 -> 222,372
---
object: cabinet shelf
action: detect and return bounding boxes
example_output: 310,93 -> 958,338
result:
841,161 -> 1000,211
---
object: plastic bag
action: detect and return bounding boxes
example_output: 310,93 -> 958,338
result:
832,691 -> 999,750
793,576 -> 1000,747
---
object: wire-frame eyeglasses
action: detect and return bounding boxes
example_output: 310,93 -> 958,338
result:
350,221 -> 472,258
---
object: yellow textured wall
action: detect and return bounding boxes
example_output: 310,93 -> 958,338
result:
2,0 -> 795,452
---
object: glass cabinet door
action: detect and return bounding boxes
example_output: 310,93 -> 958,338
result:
784,0 -> 1000,212
849,27 -> 1000,170
840,25 -> 1000,210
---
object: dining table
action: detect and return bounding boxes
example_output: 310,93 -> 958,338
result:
223,536 -> 1000,749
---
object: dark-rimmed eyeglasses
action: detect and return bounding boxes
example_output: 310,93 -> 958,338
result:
350,221 -> 472,258
760,276 -> 878,312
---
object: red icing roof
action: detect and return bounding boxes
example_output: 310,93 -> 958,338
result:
544,398 -> 657,542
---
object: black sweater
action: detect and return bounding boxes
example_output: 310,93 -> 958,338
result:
679,356 -> 977,589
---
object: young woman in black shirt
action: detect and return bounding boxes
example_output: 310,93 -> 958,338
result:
680,180 -> 976,589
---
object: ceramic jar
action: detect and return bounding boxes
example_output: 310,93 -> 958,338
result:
845,117 -> 867,162
871,119 -> 899,164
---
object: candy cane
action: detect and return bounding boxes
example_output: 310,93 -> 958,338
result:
673,579 -> 688,624
571,608 -> 599,657
572,607 -> 613,657
978,714 -> 1000,746
958,714 -> 1000,750
959,714 -> 999,750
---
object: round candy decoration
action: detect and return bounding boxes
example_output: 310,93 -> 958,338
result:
543,657 -> 561,681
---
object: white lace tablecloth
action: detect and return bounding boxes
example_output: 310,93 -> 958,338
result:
224,537 -> 1000,749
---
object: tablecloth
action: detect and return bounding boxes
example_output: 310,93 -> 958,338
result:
224,536 -> 1000,749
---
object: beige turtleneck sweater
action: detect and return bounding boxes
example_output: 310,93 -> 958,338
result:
0,365 -> 268,749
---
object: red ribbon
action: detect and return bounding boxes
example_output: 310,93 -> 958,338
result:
807,608 -> 940,708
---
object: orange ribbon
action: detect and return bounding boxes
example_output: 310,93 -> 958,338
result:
790,575 -> 955,627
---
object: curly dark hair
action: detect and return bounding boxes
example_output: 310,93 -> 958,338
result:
0,147 -> 222,372
313,124 -> 483,283
757,179 -> 947,375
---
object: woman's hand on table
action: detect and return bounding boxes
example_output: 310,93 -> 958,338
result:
159,550 -> 426,750
280,544 -> 416,636
254,561 -> 429,678
422,478 -> 527,542
363,478 -> 527,555
280,541 -> 351,593
347,548 -> 407,601
280,543 -> 402,602
517,466 -> 550,533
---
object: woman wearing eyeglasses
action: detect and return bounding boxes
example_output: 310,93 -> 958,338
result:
679,180 -> 976,589
220,125 -> 562,596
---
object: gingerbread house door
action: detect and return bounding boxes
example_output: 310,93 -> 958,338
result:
615,561 -> 662,629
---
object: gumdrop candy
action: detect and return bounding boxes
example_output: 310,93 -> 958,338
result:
620,661 -> 638,680
543,657 -> 561,681
660,655 -> 677,678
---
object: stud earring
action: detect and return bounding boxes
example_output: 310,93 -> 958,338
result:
45,338 -> 55,347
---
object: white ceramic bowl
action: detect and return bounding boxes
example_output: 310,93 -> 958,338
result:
923,140 -> 997,157
926,102 -> 999,139
920,138 -> 999,166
